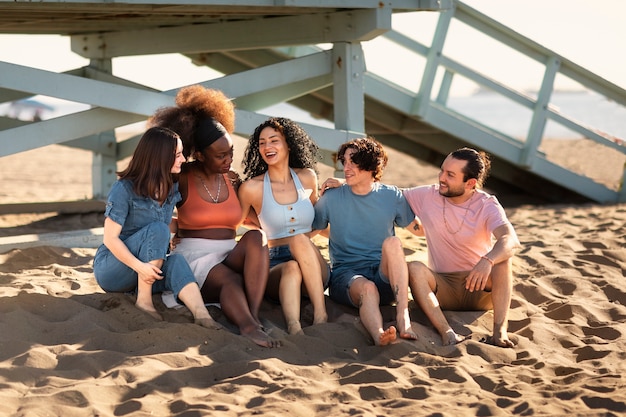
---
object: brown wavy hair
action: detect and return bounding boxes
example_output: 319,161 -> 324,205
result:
117,126 -> 180,202
148,85 -> 235,159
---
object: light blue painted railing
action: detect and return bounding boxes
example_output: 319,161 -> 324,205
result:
368,1 -> 626,202
2,0 -> 624,205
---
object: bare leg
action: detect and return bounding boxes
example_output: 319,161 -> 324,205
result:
407,261 -> 464,345
288,234 -> 328,325
221,281 -> 281,348
265,261 -> 304,335
488,259 -> 514,348
202,264 -> 280,348
380,237 -> 417,340
274,262 -> 304,335
135,259 -> 163,321
350,278 -> 396,346
177,282 -> 222,330
222,230 -> 269,325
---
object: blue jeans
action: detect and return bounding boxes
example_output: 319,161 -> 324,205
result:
94,222 -> 196,299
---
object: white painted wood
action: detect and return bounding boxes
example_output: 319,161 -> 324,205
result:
0,228 -> 104,253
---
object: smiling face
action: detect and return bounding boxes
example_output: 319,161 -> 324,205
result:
196,135 -> 234,174
170,138 -> 186,174
438,155 -> 475,198
341,147 -> 374,193
258,126 -> 288,166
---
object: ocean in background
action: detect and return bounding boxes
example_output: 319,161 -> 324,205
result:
447,90 -> 626,142
2,90 -> 625,143
256,90 -> 626,144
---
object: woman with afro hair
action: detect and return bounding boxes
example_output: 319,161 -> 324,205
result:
239,117 -> 329,335
149,85 -> 279,348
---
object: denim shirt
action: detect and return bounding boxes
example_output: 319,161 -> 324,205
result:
105,179 -> 181,240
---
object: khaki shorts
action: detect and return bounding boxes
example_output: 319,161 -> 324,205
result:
434,271 -> 493,311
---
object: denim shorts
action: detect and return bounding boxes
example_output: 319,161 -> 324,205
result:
328,263 -> 395,307
268,244 -> 331,289
268,244 -> 294,269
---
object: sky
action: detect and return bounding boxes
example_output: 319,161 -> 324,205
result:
0,0 -> 624,102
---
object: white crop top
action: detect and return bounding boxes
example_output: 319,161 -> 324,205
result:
257,168 -> 314,240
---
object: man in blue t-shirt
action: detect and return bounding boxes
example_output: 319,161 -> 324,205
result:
312,137 -> 419,346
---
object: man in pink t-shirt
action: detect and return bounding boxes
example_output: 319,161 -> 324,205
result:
404,148 -> 521,348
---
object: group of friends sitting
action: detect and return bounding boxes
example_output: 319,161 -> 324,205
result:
93,85 -> 521,349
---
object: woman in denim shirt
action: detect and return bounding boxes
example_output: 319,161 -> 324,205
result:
93,126 -> 220,328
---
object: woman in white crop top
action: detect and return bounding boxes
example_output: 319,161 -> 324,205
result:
239,118 -> 329,335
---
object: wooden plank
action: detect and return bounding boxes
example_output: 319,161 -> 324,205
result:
0,200 -> 104,215
0,227 -> 103,253
0,226 -> 256,253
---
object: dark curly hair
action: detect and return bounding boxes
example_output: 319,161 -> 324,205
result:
242,117 -> 321,179
337,136 -> 387,181
148,85 -> 235,159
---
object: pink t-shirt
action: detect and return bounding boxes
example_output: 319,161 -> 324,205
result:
404,185 -> 510,273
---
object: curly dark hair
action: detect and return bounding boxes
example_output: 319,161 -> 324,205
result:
148,85 -> 235,159
337,136 -> 387,181
242,117 -> 321,179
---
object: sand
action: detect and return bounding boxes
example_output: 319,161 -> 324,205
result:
0,134 -> 625,416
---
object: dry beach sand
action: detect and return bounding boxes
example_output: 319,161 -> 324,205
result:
0,134 -> 625,416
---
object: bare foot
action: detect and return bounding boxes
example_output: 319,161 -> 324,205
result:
195,317 -> 224,330
399,329 -> 418,340
442,328 -> 465,345
397,310 -> 417,340
490,328 -> 515,348
251,313 -> 263,329
312,313 -> 328,325
378,326 -> 397,346
135,303 -> 163,321
242,326 -> 281,348
192,307 -> 224,330
287,320 -> 304,336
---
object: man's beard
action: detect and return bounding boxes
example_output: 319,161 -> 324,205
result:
439,183 -> 465,198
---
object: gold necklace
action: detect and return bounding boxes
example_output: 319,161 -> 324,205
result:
198,174 -> 221,203
442,196 -> 471,234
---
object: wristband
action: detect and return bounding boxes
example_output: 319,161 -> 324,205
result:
481,255 -> 494,266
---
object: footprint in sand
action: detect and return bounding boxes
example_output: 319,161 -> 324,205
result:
598,282 -> 626,305
99,296 -> 122,312
581,325 -> 621,341
573,345 -> 611,362
428,365 -> 467,383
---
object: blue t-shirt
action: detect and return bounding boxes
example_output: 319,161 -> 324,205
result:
104,179 -> 181,240
312,182 -> 415,272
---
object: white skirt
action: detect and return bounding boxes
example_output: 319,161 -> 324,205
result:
162,237 -> 236,308
173,238 -> 237,288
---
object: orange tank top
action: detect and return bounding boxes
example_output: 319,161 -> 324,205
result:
176,173 -> 242,230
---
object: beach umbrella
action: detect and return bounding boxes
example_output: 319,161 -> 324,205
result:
13,98 -> 56,111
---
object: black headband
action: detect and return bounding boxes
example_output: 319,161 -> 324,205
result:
194,117 -> 228,152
